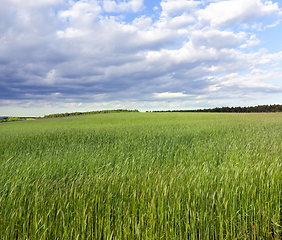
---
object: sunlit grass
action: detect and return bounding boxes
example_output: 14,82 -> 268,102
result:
0,112 -> 281,239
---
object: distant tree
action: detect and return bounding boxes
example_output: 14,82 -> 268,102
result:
151,104 -> 282,114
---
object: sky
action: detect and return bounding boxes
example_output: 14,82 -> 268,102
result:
1,0 -> 282,116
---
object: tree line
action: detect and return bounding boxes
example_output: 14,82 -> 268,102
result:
152,104 -> 282,113
39,109 -> 139,119
0,117 -> 36,123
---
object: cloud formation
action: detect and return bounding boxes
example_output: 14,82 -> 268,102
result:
0,0 -> 282,115
197,0 -> 280,26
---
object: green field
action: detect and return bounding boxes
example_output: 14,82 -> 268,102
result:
0,112 -> 281,239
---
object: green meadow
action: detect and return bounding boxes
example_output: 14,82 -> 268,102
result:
0,112 -> 281,239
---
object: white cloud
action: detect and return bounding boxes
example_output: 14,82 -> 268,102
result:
57,28 -> 89,38
264,19 -> 281,29
154,92 -> 190,98
161,0 -> 200,17
59,0 -> 102,24
197,0 -> 281,27
251,22 -> 263,30
240,34 -> 260,48
168,13 -> 196,29
132,16 -> 152,30
103,0 -> 144,13
191,29 -> 246,49
216,69 -> 282,90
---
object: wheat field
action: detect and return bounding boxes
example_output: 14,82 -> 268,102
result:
0,112 -> 281,239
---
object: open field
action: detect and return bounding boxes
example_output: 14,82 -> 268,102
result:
0,112 -> 282,239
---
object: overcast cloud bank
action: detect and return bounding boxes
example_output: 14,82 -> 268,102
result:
1,0 -> 282,116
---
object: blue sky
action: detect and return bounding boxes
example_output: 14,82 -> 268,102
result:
0,0 -> 282,116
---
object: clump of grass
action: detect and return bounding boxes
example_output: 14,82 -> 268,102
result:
0,112 -> 281,239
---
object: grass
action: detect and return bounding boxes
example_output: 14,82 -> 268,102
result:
0,112 -> 282,239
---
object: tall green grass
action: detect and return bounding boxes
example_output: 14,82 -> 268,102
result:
0,112 -> 281,239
